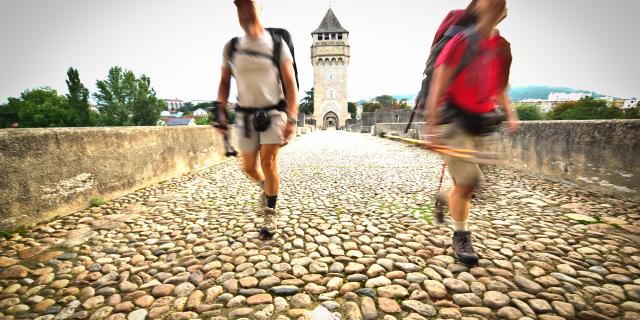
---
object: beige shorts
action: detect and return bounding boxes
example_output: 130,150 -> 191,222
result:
235,110 -> 287,153
437,123 -> 497,187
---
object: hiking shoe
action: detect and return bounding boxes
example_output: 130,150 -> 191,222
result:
452,231 -> 479,265
259,192 -> 266,210
259,207 -> 278,239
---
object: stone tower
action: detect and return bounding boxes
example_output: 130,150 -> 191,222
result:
311,8 -> 350,129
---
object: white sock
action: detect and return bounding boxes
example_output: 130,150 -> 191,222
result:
451,218 -> 468,231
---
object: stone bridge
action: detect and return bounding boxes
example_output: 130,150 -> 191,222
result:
0,129 -> 639,320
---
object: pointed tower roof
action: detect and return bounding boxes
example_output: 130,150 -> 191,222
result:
312,8 -> 349,34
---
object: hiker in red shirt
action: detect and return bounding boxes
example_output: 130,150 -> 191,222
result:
424,0 -> 519,264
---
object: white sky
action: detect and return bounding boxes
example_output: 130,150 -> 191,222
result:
1,0 -> 639,104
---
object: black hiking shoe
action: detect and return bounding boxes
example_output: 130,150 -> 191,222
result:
452,231 -> 479,265
259,207 -> 278,240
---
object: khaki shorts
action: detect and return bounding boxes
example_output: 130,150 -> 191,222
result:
235,110 -> 287,153
437,123 -> 497,187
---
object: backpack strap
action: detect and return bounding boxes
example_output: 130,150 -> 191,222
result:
226,37 -> 239,64
451,27 -> 478,80
267,29 -> 288,96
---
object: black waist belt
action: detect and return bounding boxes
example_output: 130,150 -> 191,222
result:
235,100 -> 287,138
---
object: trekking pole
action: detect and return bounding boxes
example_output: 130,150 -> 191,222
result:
434,162 -> 447,223
207,103 -> 238,158
380,132 -> 499,164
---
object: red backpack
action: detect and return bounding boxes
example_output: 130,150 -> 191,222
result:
405,10 -> 477,133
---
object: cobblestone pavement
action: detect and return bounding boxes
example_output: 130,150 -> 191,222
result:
1,131 -> 639,320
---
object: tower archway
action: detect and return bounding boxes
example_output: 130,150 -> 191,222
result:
323,112 -> 339,130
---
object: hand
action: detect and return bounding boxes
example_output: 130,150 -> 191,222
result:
423,126 -> 439,150
283,122 -> 296,142
506,116 -> 519,134
215,126 -> 227,135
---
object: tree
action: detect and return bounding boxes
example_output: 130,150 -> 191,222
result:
17,88 -> 76,128
623,103 -> 640,119
129,75 -> 166,126
94,67 -> 134,125
348,102 -> 357,120
0,99 -> 20,128
196,115 -> 211,125
363,102 -> 382,113
374,95 -> 396,108
179,102 -> 195,113
94,66 -> 165,126
65,67 -> 93,126
516,103 -> 544,121
398,98 -> 411,110
548,97 -> 622,120
299,88 -> 314,115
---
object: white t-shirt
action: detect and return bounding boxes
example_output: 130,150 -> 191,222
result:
222,32 -> 293,108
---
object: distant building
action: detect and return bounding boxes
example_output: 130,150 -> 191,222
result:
622,98 -> 639,109
164,117 -> 196,126
160,110 -> 184,117
548,92 -> 591,102
190,100 -> 212,106
192,108 -> 209,117
163,99 -> 184,111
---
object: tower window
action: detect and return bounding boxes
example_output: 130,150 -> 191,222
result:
338,34 -> 343,40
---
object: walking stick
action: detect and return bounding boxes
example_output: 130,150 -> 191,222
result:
434,162 -> 447,223
208,103 -> 238,158
380,132 -> 499,164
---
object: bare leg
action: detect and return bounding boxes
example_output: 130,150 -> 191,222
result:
449,184 -> 479,264
241,151 -> 264,183
259,144 -> 281,197
449,184 -> 474,224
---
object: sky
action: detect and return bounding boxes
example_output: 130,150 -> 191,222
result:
1,0 -> 639,104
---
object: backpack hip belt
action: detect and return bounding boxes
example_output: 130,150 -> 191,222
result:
235,99 -> 287,137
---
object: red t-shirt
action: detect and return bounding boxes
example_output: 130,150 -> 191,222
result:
435,31 -> 512,113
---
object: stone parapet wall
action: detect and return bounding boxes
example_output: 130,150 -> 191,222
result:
0,126 -> 234,230
374,120 -> 640,202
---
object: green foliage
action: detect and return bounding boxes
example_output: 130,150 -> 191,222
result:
347,102 -> 357,120
363,102 -> 382,113
411,206 -> 433,224
3,66 -> 163,128
179,102 -> 195,113
299,88 -> 314,115
65,67 -> 93,126
94,66 -> 164,126
398,98 -> 411,110
0,226 -> 30,239
90,197 -> 107,207
196,115 -> 211,125
16,88 -> 79,128
516,103 -> 545,121
548,97 -> 623,120
623,104 -> 640,119
129,75 -> 166,126
374,95 -> 396,108
0,99 -> 20,128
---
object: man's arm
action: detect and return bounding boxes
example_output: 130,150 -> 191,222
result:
280,61 -> 298,119
424,64 -> 454,140
215,67 -> 232,128
280,60 -> 298,141
496,90 -> 519,133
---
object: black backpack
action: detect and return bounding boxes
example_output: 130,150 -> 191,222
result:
226,28 -> 300,97
405,25 -> 477,133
